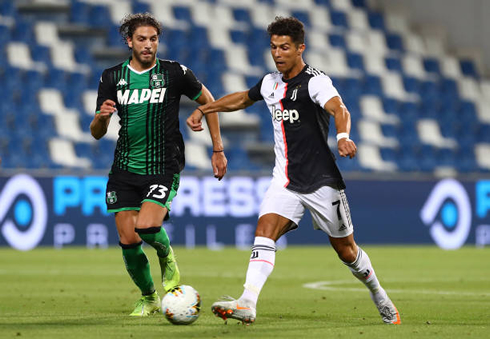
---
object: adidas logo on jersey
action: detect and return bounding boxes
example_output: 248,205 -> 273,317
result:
272,108 -> 299,123
117,88 -> 167,105
117,78 -> 128,86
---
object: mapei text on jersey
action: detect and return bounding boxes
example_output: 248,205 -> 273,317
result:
117,88 -> 167,105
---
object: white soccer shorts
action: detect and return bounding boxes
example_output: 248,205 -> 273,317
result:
259,180 -> 354,238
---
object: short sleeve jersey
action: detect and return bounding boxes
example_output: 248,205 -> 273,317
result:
96,58 -> 202,175
248,64 -> 345,193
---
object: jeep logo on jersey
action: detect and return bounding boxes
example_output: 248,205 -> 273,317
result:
117,88 -> 167,105
150,73 -> 165,88
272,108 -> 299,123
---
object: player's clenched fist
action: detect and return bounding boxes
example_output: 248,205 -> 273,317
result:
98,99 -> 117,118
338,138 -> 357,159
186,109 -> 204,131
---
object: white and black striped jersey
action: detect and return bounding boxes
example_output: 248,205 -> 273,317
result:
248,64 -> 345,193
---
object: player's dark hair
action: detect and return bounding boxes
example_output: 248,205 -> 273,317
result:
267,16 -> 305,46
119,13 -> 162,45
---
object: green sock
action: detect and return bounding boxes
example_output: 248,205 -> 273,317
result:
136,226 -> 170,258
120,242 -> 155,295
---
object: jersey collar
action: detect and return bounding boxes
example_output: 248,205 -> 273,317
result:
125,57 -> 159,75
282,64 -> 308,83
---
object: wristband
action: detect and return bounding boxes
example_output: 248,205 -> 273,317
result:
196,107 -> 205,115
213,150 -> 224,153
336,132 -> 349,142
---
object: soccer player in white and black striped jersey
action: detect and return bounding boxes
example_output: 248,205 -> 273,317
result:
187,16 -> 400,325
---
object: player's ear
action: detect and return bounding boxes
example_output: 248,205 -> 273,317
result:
127,37 -> 133,49
298,43 -> 305,55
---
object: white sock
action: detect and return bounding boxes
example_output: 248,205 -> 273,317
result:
344,247 -> 382,294
239,236 -> 276,307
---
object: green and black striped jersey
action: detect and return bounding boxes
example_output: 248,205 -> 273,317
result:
96,58 -> 202,175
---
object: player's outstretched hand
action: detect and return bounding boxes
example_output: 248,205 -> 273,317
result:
212,152 -> 227,180
187,109 -> 204,131
338,138 -> 357,158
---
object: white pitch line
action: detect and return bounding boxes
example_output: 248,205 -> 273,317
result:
303,280 -> 490,297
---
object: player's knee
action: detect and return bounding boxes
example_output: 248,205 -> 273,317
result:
255,227 -> 278,240
119,232 -> 140,245
135,220 -> 154,229
336,245 -> 357,263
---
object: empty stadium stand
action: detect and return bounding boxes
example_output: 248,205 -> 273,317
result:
0,0 -> 489,174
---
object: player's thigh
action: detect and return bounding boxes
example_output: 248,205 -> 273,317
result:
137,201 -> 168,228
106,169 -> 141,213
256,213 -> 297,241
115,210 -> 140,244
258,180 -> 305,239
139,172 -> 180,226
302,186 -> 354,238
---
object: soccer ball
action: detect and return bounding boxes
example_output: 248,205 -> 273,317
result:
161,285 -> 201,325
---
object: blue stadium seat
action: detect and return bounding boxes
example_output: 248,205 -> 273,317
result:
477,124 -> 490,143
368,11 -> 385,30
173,6 -> 192,22
440,78 -> 459,98
418,80 -> 440,102
89,5 -> 112,28
403,76 -> 420,93
233,8 -> 252,24
362,75 -> 383,96
44,68 -> 69,90
11,20 -> 35,45
454,148 -> 477,173
31,45 -> 52,66
346,52 -> 364,71
1,0 -> 18,18
291,11 -> 311,28
314,0 -> 331,7
74,47 -> 95,68
395,147 -> 420,172
0,25 -> 11,46
330,10 -> 349,28
329,33 -> 346,49
132,1 -> 150,15
380,147 -> 396,162
343,77 -> 363,99
230,29 -> 248,44
70,1 -> 91,25
352,0 -> 367,8
107,24 -> 123,47
460,59 -> 479,78
386,33 -> 404,52
225,146 -> 259,171
386,57 -> 402,72
24,70 -> 45,94
423,58 -> 440,74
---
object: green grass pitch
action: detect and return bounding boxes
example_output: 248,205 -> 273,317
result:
0,246 -> 489,338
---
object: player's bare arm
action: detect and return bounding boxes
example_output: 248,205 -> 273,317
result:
186,90 -> 255,132
324,96 -> 357,159
90,99 -> 116,140
194,85 -> 228,180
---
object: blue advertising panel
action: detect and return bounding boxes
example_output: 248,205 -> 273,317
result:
1,174 -> 489,250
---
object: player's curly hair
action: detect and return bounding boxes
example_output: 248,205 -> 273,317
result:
119,13 -> 162,45
267,16 -> 305,46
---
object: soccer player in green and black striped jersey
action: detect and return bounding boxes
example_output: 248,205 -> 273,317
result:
90,13 -> 227,316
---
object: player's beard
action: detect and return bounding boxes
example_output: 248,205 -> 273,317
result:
135,50 -> 156,68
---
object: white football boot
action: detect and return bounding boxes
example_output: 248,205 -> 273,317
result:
211,296 -> 256,324
371,288 -> 401,325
